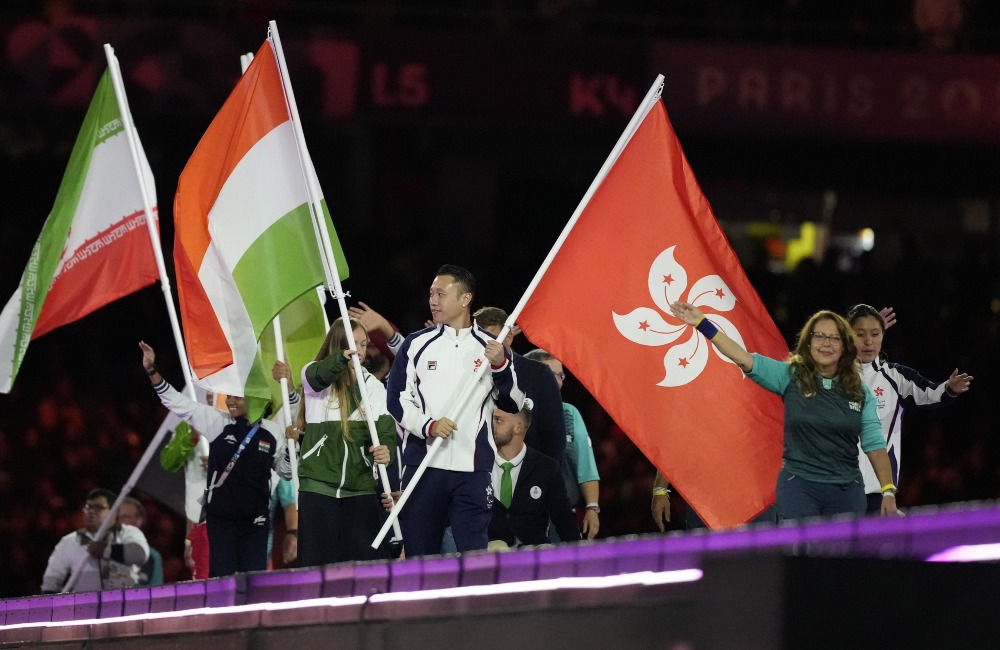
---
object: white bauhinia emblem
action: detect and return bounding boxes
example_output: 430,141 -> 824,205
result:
613,246 -> 747,387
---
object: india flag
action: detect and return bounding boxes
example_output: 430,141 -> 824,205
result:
0,69 -> 159,392
174,39 -> 347,404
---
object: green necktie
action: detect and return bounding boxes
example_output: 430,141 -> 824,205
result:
500,462 -> 514,508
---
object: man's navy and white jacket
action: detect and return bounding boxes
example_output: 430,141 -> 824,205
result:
387,322 -> 525,473
857,359 -> 956,494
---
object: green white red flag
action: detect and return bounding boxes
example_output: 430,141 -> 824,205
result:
0,69 -> 159,393
173,39 -> 347,407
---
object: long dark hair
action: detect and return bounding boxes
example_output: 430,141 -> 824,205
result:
788,310 -> 864,402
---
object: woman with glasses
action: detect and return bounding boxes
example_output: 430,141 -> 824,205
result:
669,302 -> 897,520
846,304 -> 973,514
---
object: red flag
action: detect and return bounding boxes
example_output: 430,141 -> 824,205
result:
517,100 -> 787,528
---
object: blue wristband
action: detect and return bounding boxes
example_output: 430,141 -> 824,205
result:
695,317 -> 719,340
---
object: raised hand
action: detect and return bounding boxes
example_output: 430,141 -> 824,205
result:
347,301 -> 392,337
879,307 -> 897,330
669,301 -> 704,326
947,368 -> 973,395
138,341 -> 156,373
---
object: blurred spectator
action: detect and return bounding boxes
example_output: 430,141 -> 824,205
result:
912,0 -> 967,50
41,488 -> 149,593
117,496 -> 163,586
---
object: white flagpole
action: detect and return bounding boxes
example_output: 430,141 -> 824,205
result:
371,75 -> 666,549
317,286 -> 331,330
271,317 -> 299,494
104,44 -> 196,401
66,46 -> 194,591
239,50 -> 300,496
267,22 -> 402,541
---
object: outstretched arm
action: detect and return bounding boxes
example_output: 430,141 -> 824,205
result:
140,341 -> 228,440
669,302 -> 754,372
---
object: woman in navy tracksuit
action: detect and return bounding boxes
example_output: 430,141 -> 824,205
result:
141,341 -> 292,577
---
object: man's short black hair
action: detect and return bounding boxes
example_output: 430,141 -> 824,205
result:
87,488 -> 117,505
435,264 -> 477,298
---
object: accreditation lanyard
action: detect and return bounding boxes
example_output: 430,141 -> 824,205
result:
214,423 -> 260,489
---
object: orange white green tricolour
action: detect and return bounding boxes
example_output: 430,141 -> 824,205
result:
0,69 -> 159,392
174,39 -> 347,403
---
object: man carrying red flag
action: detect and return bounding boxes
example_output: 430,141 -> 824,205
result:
386,265 -> 524,555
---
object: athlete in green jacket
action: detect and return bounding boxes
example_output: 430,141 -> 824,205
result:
289,317 -> 396,565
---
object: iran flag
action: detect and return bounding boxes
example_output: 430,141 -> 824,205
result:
174,39 -> 347,407
518,93 -> 788,528
0,69 -> 159,393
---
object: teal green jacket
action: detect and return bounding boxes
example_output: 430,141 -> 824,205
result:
747,353 -> 883,484
298,352 -> 396,498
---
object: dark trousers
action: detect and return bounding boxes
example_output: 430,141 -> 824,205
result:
865,492 -> 884,515
400,467 -> 491,556
774,467 -> 865,521
298,490 -> 389,567
206,513 -> 268,578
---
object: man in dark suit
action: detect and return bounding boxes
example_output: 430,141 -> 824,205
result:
488,404 -> 581,548
474,307 -> 565,467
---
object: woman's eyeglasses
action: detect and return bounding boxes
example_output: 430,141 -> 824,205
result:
811,332 -> 843,345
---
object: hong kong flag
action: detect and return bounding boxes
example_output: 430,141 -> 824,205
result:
517,90 -> 788,528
